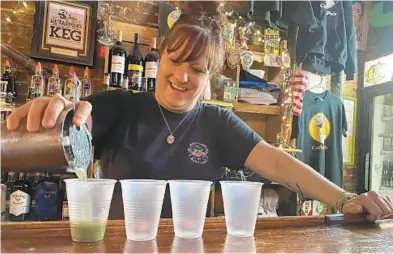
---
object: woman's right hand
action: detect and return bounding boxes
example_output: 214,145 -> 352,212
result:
6,95 -> 92,132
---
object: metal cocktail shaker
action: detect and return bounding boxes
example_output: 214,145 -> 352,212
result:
1,108 -> 92,174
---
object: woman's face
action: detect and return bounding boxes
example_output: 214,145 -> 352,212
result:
155,44 -> 210,113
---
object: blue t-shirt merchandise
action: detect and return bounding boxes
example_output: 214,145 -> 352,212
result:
292,90 -> 347,188
86,91 -> 263,218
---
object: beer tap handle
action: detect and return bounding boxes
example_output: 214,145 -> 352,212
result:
73,74 -> 81,113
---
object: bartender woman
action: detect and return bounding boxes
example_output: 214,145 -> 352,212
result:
7,2 -> 393,221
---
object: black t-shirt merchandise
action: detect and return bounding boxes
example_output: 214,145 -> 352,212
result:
292,90 -> 347,187
85,91 -> 263,218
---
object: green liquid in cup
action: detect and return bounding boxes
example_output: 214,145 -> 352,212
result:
70,220 -> 107,242
70,167 -> 105,242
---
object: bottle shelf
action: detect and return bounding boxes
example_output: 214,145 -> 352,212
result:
378,134 -> 393,138
382,116 -> 393,121
0,105 -> 14,112
201,100 -> 234,108
233,102 -> 281,115
202,100 -> 281,115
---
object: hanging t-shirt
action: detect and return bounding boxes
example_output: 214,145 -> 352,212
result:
85,90 -> 263,219
292,90 -> 347,187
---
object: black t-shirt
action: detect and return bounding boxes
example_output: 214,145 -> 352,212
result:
85,90 -> 263,218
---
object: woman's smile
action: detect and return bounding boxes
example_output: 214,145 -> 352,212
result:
169,82 -> 188,92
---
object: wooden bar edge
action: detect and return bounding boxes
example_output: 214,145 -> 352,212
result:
3,215 -> 392,240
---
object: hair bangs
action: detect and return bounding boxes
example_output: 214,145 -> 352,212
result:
166,24 -> 208,61
165,24 -> 223,74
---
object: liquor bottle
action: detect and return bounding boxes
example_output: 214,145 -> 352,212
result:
5,172 -> 16,206
31,172 -> 43,206
143,37 -> 159,92
280,40 -> 290,68
102,73 -> 110,92
9,172 -> 32,221
63,66 -> 80,101
122,74 -> 129,91
27,62 -> 45,102
141,77 -> 147,92
1,173 -> 7,184
47,64 -> 62,97
108,31 -> 127,88
35,172 -> 59,221
127,33 -> 144,91
81,67 -> 92,98
1,60 -> 17,105
1,173 -> 8,216
1,183 -> 6,216
60,177 -> 69,221
62,190 -> 69,220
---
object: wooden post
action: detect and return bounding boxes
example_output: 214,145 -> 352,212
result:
287,23 -> 298,147
287,24 -> 299,67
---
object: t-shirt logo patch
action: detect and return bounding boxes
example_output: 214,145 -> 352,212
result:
309,113 -> 331,150
188,142 -> 209,164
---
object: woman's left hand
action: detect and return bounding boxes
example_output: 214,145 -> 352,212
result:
343,191 -> 393,221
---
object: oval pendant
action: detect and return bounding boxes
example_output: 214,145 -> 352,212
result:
166,134 -> 175,144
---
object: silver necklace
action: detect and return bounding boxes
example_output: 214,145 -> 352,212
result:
157,103 -> 192,144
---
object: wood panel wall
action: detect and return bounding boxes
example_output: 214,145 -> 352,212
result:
0,1 -> 160,103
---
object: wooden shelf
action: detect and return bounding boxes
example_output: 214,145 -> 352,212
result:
201,100 -> 234,108
233,102 -> 281,115
382,117 -> 393,121
378,134 -> 393,138
202,100 -> 282,115
0,105 -> 14,112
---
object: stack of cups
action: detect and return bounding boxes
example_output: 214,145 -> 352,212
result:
220,181 -> 263,237
120,180 -> 167,241
169,180 -> 213,239
65,179 -> 116,242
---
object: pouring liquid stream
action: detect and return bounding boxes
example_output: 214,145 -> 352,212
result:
70,75 -> 94,226
74,166 -> 92,219
239,171 -> 246,182
68,83 -> 105,241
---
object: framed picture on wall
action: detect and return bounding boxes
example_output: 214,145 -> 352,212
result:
342,97 -> 357,166
31,1 -> 98,66
353,1 -> 370,51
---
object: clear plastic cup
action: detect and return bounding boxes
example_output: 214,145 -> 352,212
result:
223,235 -> 256,253
220,181 -> 263,237
123,239 -> 158,253
169,180 -> 212,239
171,237 -> 204,253
120,179 -> 167,241
64,179 -> 116,242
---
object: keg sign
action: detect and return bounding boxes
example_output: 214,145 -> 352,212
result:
31,1 -> 97,66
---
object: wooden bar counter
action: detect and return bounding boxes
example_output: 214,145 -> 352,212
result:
2,215 -> 393,253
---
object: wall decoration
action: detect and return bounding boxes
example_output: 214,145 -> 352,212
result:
364,53 -> 393,87
353,1 -> 370,51
342,97 -> 357,166
97,1 -> 115,46
31,1 -> 98,66
158,3 -> 177,42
